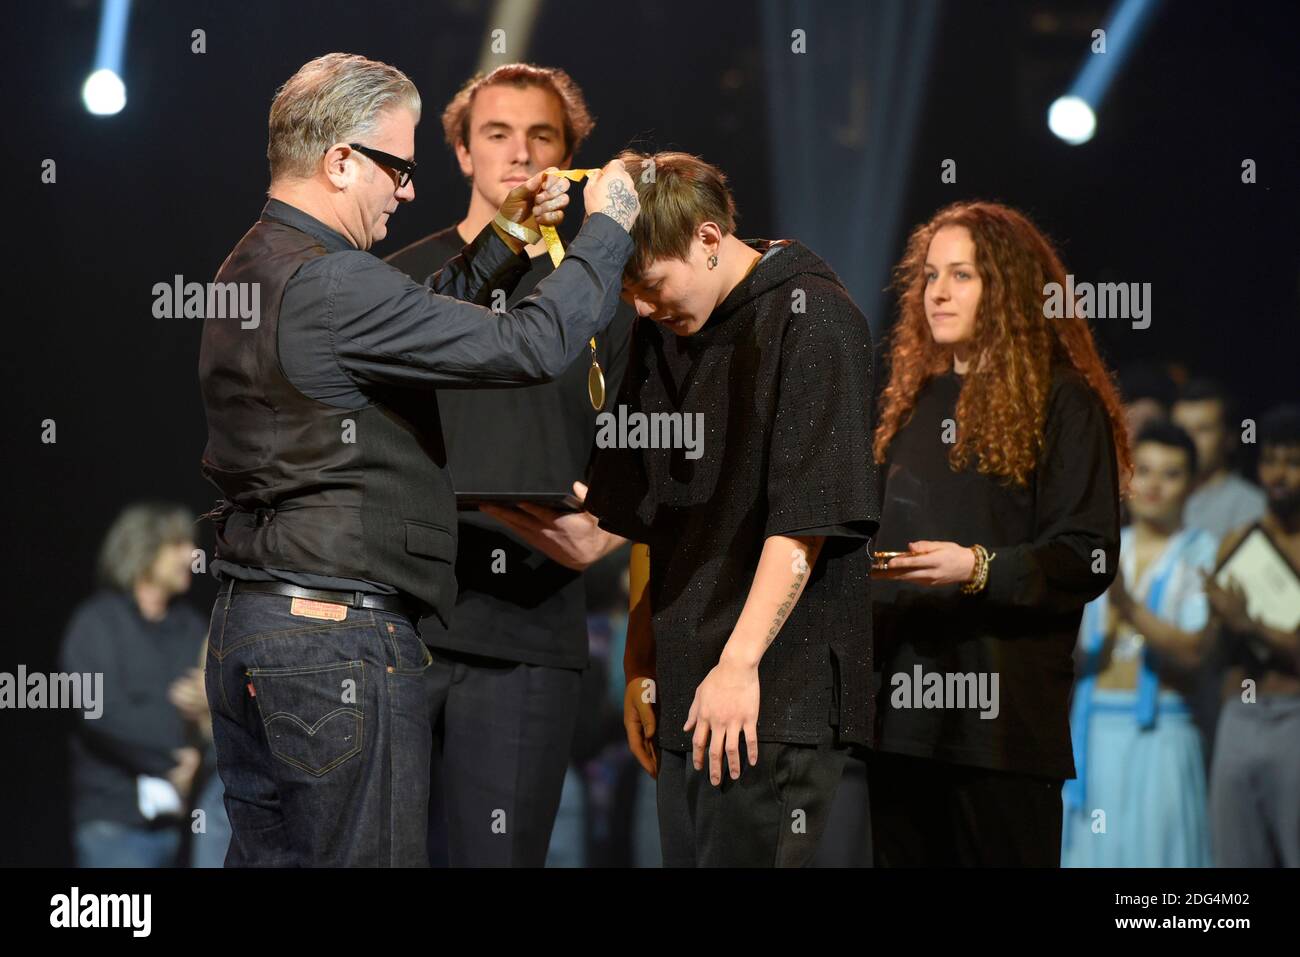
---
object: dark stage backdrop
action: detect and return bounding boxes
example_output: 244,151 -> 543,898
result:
2,0 -> 1297,865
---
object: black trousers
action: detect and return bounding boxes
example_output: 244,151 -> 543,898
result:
656,730 -> 849,867
812,749 -> 872,867
424,646 -> 581,867
867,750 -> 1063,867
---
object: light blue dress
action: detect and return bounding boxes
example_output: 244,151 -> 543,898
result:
1061,525 -> 1217,867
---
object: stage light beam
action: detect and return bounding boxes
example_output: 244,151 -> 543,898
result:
1048,0 -> 1161,146
82,0 -> 132,116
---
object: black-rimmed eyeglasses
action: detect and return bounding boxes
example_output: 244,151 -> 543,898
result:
348,143 -> 417,188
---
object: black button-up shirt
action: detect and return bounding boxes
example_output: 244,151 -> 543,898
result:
214,199 -> 633,596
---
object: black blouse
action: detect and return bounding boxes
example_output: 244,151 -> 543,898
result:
872,366 -> 1121,779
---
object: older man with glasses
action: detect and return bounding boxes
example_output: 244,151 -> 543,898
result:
198,52 -> 639,866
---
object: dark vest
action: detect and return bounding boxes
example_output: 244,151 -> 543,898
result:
198,217 -> 458,624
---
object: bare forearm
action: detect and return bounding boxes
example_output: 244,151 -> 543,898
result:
720,535 -> 824,669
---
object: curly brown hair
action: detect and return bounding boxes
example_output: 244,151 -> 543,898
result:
441,63 -> 595,158
873,201 -> 1131,487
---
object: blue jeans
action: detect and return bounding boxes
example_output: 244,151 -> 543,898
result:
75,820 -> 180,867
205,587 -> 436,866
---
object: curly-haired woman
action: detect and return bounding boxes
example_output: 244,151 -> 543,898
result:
868,201 -> 1128,866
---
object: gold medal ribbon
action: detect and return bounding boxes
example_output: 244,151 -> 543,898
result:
541,169 -> 606,411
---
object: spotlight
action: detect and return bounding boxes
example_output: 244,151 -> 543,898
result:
1048,0 -> 1161,146
83,68 -> 126,116
84,0 -> 132,116
1048,95 -> 1096,146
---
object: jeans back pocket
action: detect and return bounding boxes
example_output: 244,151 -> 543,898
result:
247,660 -> 365,777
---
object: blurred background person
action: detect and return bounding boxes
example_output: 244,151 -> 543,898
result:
386,63 -> 634,867
542,550 -> 651,867
59,503 -> 207,867
1172,378 -> 1266,540
1170,377 -> 1267,765
1207,403 -> 1300,867
1116,360 -> 1177,441
167,641 -> 232,868
1062,422 -> 1215,867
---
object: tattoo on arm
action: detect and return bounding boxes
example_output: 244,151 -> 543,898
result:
761,540 -> 823,649
764,563 -> 807,649
764,574 -> 804,648
601,180 -> 640,231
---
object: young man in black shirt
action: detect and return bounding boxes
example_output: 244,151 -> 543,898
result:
583,151 -> 878,867
386,64 -> 634,866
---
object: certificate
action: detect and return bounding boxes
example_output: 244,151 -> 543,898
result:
1214,525 -> 1300,632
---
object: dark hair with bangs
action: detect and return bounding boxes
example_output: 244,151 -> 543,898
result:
616,150 -> 737,282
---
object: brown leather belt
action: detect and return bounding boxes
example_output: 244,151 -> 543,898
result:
228,579 -> 424,622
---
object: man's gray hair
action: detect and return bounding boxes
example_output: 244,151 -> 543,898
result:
96,502 -> 193,592
267,52 -> 421,182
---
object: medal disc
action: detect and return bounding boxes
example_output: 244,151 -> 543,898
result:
588,361 -> 606,411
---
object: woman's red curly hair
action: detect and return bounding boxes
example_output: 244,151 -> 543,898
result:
873,201 -> 1131,487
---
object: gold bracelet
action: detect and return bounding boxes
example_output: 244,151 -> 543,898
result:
961,549 -> 984,594
961,545 -> 983,594
960,544 -> 995,595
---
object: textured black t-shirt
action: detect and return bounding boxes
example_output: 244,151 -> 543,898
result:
585,240 -> 879,751
872,366 -> 1121,779
386,225 -> 635,668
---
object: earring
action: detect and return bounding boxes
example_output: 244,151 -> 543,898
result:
707,253 -> 718,269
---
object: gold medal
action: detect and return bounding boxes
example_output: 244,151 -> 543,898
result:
588,350 -> 606,411
542,169 -> 609,412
